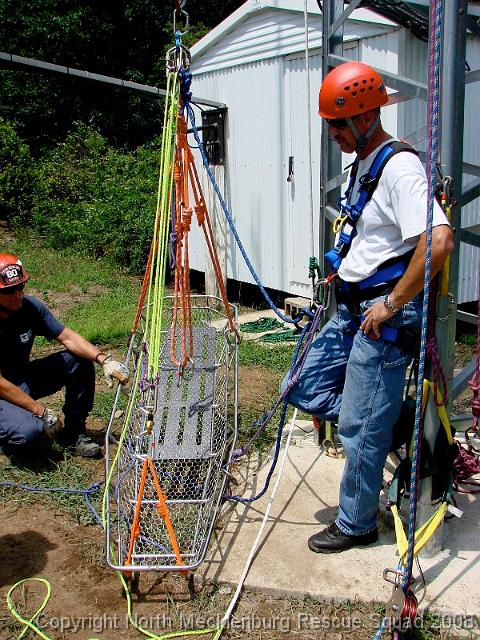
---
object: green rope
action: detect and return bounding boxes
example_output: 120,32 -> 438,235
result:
260,328 -> 301,343
240,317 -> 283,333
146,71 -> 179,379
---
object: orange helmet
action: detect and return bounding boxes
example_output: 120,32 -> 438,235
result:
318,62 -> 388,119
0,254 -> 29,289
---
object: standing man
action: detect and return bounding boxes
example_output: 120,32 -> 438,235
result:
284,62 -> 453,552
0,253 -> 129,458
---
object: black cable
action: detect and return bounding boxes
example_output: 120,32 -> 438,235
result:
345,0 -> 430,41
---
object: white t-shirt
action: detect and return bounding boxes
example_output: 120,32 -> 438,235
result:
337,139 -> 449,283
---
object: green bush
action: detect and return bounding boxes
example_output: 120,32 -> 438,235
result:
32,122 -> 160,273
0,117 -> 37,223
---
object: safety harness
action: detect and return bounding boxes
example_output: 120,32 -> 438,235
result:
325,140 -> 420,351
325,139 -> 418,273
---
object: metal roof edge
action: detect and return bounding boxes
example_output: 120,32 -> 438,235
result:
190,1 -> 397,60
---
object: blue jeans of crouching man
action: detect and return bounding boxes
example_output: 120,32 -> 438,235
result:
282,294 -> 422,536
0,351 -> 95,454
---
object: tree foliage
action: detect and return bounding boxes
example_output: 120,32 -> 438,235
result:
0,0 -> 244,152
32,123 -> 160,272
0,117 -> 37,222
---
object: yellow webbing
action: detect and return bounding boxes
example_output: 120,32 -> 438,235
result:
391,502 -> 448,563
394,379 -> 452,562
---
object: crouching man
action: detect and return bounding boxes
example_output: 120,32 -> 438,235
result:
0,253 -> 129,458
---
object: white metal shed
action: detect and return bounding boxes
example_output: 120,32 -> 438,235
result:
188,0 -> 480,304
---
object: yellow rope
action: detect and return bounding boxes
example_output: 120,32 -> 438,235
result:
146,71 -> 180,379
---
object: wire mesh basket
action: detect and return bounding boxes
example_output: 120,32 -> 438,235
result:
105,295 -> 238,572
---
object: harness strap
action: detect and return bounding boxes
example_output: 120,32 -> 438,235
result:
325,141 -> 418,273
353,315 -> 420,355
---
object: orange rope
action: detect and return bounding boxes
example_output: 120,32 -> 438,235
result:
124,456 -> 186,575
169,112 -> 237,372
133,237 -> 156,333
147,457 -> 187,575
124,457 -> 149,574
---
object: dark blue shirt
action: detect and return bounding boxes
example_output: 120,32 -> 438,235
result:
0,295 -> 64,383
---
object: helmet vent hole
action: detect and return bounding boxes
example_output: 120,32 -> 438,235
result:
352,91 -> 357,96
360,88 -> 365,93
362,79 -> 367,84
359,103 -> 364,109
353,81 -> 359,87
344,85 -> 350,91
368,86 -> 373,90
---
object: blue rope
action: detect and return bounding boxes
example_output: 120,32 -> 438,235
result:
402,0 -> 442,591
228,321 -> 310,464
371,618 -> 389,640
0,480 -> 103,525
225,304 -> 325,503
185,101 -> 298,325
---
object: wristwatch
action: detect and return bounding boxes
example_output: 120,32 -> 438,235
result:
384,294 -> 402,314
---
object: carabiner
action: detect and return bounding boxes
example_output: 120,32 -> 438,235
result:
333,214 -> 348,234
166,43 -> 192,75
173,4 -> 190,38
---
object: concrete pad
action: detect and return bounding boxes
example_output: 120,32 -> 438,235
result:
199,425 -> 480,616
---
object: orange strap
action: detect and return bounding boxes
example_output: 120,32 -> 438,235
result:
133,237 -> 156,333
124,456 -> 186,575
170,113 -> 237,372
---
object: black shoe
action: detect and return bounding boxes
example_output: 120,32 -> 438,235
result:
75,434 -> 103,459
308,522 -> 378,554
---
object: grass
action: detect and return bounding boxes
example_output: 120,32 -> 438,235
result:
0,454 -> 103,526
1,232 -> 473,640
9,231 -> 140,344
238,339 -> 296,372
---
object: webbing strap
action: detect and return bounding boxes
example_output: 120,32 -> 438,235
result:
170,108 -> 237,371
390,501 -> 448,563
124,456 -> 186,574
388,378 -> 453,563
326,141 -> 417,272
407,379 -> 453,458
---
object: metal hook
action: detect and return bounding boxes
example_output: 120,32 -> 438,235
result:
166,43 -> 192,75
383,567 -> 405,588
173,5 -> 190,37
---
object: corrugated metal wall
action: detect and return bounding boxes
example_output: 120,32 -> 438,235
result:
398,31 -> 480,304
193,8 -> 393,74
191,9 -> 479,303
189,57 -> 289,290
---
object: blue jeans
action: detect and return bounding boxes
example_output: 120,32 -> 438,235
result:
0,351 -> 95,454
283,294 -> 422,535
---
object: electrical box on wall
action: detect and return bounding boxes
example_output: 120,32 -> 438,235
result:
201,108 -> 226,166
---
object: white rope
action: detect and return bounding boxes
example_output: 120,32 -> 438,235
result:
220,409 -> 298,626
304,0 -> 315,262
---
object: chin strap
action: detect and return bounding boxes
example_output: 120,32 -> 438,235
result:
347,112 -> 380,151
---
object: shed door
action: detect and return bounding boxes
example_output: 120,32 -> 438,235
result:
284,52 -> 323,296
284,46 -> 358,296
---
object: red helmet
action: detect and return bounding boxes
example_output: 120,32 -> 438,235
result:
318,62 -> 388,119
0,254 -> 29,289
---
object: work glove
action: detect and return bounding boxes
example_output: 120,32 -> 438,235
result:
102,355 -> 130,388
40,407 -> 62,439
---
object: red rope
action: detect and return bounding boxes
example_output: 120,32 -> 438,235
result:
468,262 -> 480,432
452,441 -> 480,493
170,112 -> 237,372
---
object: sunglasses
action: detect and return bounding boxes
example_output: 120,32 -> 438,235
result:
0,282 -> 25,294
325,118 -> 349,129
